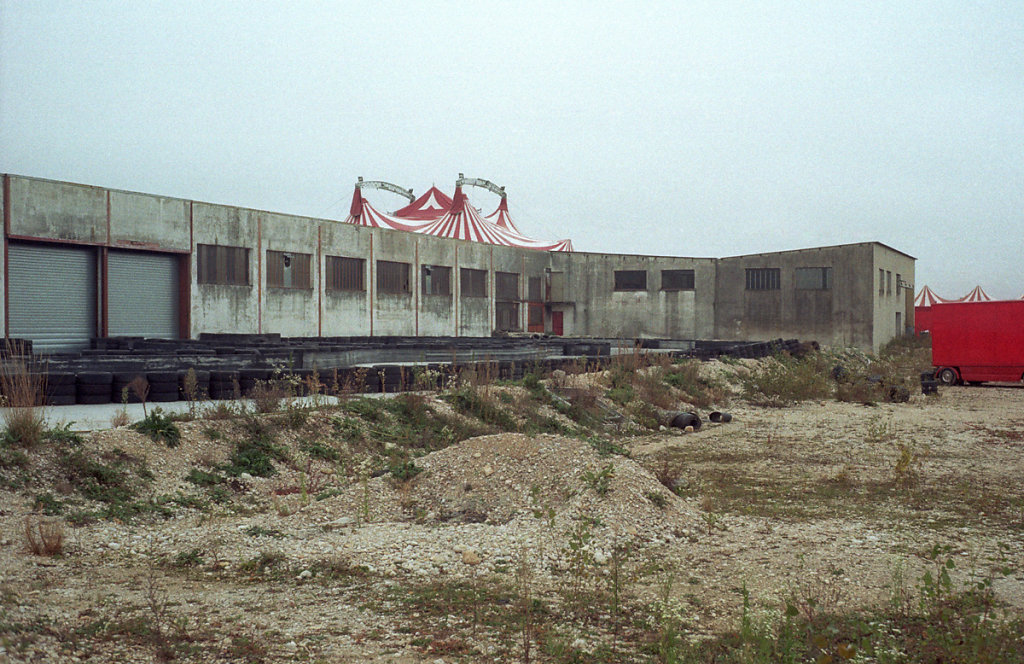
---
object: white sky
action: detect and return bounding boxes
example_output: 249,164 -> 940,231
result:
2,1 -> 1022,299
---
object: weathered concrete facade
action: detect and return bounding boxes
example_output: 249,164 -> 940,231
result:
715,243 -> 915,351
2,174 -> 914,352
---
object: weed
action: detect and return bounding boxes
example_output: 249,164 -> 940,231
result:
23,515 -> 63,555
741,353 -> 832,406
32,492 -> 65,515
390,460 -> 422,482
302,440 -> 341,462
185,468 -> 224,487
645,490 -> 668,508
250,379 -> 288,413
581,462 -> 615,496
129,376 -> 150,417
172,548 -> 204,568
131,407 -> 181,447
0,341 -> 46,448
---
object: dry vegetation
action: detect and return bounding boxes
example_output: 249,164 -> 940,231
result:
0,338 -> 1022,663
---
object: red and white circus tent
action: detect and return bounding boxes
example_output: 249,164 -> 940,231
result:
344,182 -> 573,252
959,285 -> 991,302
393,186 -> 453,220
914,285 -> 948,308
913,285 -> 953,335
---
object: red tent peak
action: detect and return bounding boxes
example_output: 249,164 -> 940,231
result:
448,185 -> 467,215
393,186 -> 454,219
348,186 -> 363,219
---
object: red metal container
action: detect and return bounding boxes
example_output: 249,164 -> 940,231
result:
931,300 -> 1024,384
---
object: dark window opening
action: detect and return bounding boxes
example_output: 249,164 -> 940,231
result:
661,269 -> 695,290
745,268 -> 780,291
267,250 -> 311,289
377,260 -> 411,295
614,270 -> 647,291
197,244 -> 249,286
460,268 -> 487,298
421,264 -> 452,296
326,256 -> 365,292
794,267 -> 832,290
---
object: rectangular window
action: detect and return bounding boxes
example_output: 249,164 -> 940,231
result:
879,268 -> 885,295
495,272 -> 519,301
528,303 -> 543,326
460,268 -> 487,298
527,276 -> 543,302
887,271 -> 892,295
266,250 -> 311,289
745,268 -> 780,291
197,244 -> 249,286
325,256 -> 365,292
495,302 -> 520,332
614,270 -> 647,291
896,273 -> 902,295
421,264 -> 451,296
661,269 -> 695,291
376,260 -> 411,295
794,267 -> 832,290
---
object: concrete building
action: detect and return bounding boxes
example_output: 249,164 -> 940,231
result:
1,174 -> 913,354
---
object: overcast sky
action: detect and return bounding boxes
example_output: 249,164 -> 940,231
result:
2,1 -> 1021,299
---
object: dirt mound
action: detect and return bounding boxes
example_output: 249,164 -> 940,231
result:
309,432 -> 700,548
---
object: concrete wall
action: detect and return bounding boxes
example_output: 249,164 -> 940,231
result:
714,243 -> 903,350
2,175 -> 915,351
871,244 -> 916,351
110,190 -> 190,252
7,176 -> 107,244
190,202 -> 259,335
553,252 -> 716,339
260,211 -> 320,337
320,221 -> 371,336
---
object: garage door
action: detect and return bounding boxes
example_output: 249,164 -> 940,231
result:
108,250 -> 180,339
8,243 -> 97,353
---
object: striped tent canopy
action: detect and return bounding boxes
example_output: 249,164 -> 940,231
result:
483,196 -> 522,234
914,285 -> 949,307
393,186 -> 453,220
344,183 -> 573,252
959,285 -> 991,302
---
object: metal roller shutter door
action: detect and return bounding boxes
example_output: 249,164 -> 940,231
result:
8,243 -> 97,352
108,250 -> 179,339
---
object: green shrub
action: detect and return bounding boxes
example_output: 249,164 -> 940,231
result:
131,408 -> 181,447
302,440 -> 341,462
389,460 -> 422,482
742,355 -> 832,406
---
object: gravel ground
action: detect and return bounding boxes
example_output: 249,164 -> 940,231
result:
0,371 -> 1021,663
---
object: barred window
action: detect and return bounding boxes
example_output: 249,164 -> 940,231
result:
421,264 -> 451,296
896,273 -> 902,295
661,269 -> 695,290
745,268 -> 780,291
879,269 -> 885,295
197,244 -> 249,286
266,250 -> 311,289
527,276 -> 543,302
496,302 -> 520,332
495,272 -> 519,301
326,256 -> 365,292
377,260 -> 411,294
460,268 -> 487,298
887,271 -> 892,295
614,270 -> 647,291
794,267 -> 832,290
528,303 -> 543,326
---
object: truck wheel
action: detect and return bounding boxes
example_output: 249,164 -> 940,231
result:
937,368 -> 958,385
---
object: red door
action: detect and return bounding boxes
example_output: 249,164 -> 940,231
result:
551,311 -> 564,336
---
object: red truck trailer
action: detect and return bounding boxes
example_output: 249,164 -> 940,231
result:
931,300 -> 1024,385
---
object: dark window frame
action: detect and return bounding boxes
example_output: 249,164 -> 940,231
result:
266,250 -> 312,290
495,271 -> 520,301
661,269 -> 695,291
197,243 -> 250,286
376,260 -> 411,295
460,267 -> 487,298
613,270 -> 647,291
325,255 -> 365,292
794,267 -> 832,290
421,264 -> 452,296
745,267 -> 780,291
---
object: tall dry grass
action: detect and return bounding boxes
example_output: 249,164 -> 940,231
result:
0,340 -> 47,447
